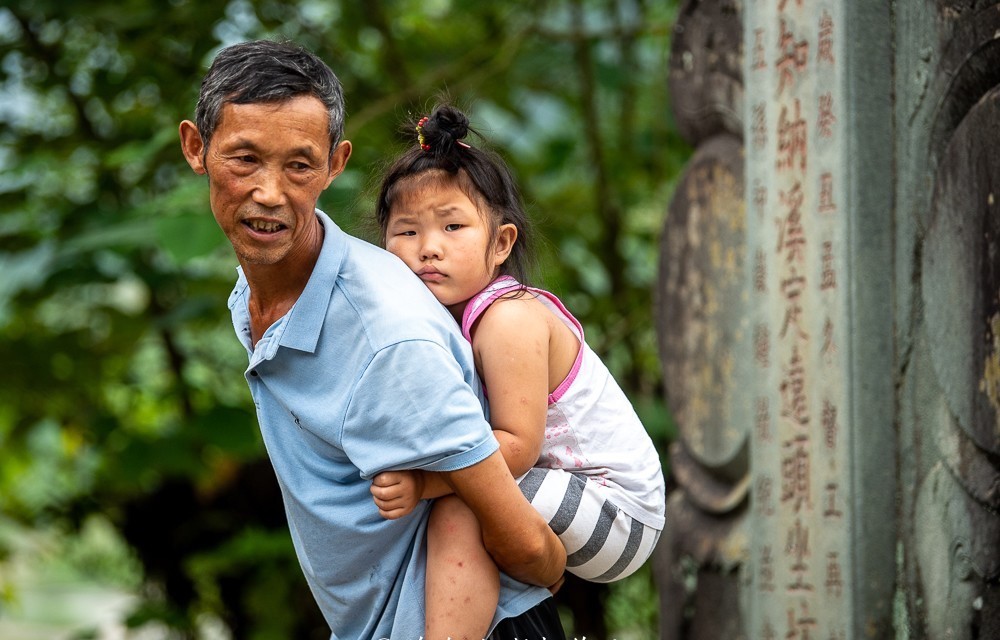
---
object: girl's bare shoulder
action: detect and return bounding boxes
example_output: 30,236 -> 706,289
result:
472,292 -> 551,343
481,291 -> 551,324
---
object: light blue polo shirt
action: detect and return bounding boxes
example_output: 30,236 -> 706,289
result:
227,210 -> 549,639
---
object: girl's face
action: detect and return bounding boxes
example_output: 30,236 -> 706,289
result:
385,178 -> 516,319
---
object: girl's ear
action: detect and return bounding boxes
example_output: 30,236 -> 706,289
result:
493,223 -> 518,265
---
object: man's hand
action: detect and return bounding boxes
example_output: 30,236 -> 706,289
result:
370,470 -> 424,519
442,451 -> 567,587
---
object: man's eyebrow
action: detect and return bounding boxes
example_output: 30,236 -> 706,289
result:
222,139 -> 324,161
224,137 -> 260,151
289,145 -> 324,161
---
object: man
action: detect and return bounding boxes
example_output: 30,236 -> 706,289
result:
178,40 -> 566,639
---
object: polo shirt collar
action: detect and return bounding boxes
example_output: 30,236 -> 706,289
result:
278,209 -> 345,354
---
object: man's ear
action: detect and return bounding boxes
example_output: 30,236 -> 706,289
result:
494,223 -> 518,265
324,140 -> 353,188
179,120 -> 207,175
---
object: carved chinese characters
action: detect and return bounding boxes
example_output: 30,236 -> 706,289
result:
746,2 -> 850,637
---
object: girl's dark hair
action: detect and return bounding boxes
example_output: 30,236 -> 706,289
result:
375,104 -> 535,285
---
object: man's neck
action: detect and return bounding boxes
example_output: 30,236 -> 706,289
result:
243,225 -> 325,347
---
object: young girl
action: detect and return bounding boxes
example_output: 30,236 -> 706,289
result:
369,104 -> 665,639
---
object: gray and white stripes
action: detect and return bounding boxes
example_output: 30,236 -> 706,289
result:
518,468 -> 660,583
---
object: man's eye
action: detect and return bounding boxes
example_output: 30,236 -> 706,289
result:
238,155 -> 256,163
290,162 -> 311,171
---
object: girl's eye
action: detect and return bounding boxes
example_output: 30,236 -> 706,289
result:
445,224 -> 462,232
398,230 -> 416,237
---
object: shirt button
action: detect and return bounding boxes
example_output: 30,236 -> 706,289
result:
250,370 -> 258,377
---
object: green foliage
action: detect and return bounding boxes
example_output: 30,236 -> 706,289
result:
606,565 -> 661,636
0,0 -> 688,636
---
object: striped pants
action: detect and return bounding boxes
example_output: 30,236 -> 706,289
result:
517,467 -> 660,583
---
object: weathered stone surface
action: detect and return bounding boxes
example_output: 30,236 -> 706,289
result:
900,8 -> 1000,635
928,5 -> 1000,169
742,1 -> 896,638
915,463 -> 1000,638
653,490 -> 748,640
656,3 -> 749,636
924,84 -> 1000,456
669,443 -> 749,515
656,133 -> 749,481
667,0 -> 743,146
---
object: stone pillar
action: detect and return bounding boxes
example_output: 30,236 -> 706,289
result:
743,2 -> 894,638
654,1 -> 749,637
895,2 -> 1000,637
658,2 -> 1000,638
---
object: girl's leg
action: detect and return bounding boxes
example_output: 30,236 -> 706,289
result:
517,467 -> 660,582
426,495 -> 500,640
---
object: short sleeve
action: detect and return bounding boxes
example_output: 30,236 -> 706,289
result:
342,340 -> 498,478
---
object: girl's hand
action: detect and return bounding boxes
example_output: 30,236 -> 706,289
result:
548,574 -> 566,595
370,470 -> 424,519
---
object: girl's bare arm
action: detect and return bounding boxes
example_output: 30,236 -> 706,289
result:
472,297 -> 551,477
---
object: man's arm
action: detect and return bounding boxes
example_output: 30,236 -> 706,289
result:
439,450 -> 566,588
346,340 -> 564,584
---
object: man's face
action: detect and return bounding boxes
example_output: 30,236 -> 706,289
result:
186,96 -> 348,266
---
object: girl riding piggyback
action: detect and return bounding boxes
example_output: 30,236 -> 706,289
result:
369,104 -> 665,639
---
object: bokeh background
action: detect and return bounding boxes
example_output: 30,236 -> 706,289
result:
0,1 -> 688,637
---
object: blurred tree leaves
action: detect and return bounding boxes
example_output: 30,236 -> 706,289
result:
0,0 -> 686,636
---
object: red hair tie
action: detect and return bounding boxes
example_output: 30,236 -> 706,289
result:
416,116 -> 430,151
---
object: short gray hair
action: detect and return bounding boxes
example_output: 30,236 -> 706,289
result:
195,40 -> 346,157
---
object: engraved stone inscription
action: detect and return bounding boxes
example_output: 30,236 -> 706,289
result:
747,1 -> 849,636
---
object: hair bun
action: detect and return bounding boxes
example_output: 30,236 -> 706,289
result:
431,105 -> 469,142
416,104 -> 470,152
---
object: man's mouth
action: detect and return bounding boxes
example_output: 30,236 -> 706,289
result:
243,219 -> 287,233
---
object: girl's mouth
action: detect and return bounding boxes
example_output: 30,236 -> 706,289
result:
417,266 -> 445,282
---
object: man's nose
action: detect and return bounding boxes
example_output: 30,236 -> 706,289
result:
252,167 -> 287,207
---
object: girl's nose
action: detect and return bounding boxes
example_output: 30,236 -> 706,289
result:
420,238 -> 442,261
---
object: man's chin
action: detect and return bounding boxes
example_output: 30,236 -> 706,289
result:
235,249 -> 285,267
